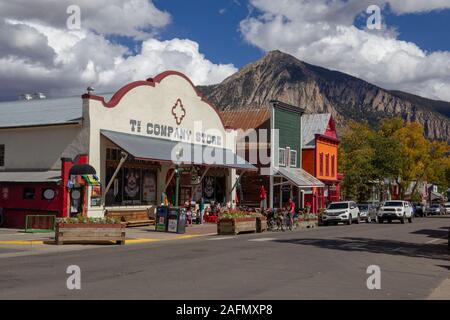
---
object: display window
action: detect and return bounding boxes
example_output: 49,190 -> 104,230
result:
105,159 -> 158,207
202,176 -> 226,204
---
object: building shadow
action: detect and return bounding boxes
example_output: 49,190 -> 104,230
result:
436,265 -> 450,271
274,237 -> 449,261
411,228 -> 449,240
423,216 -> 450,220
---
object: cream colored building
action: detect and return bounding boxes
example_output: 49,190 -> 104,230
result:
0,71 -> 254,225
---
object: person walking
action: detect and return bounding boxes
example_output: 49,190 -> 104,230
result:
199,197 -> 205,225
260,185 -> 267,210
287,198 -> 295,230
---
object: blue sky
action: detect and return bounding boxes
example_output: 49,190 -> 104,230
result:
153,0 -> 450,68
153,0 -> 264,68
385,9 -> 450,53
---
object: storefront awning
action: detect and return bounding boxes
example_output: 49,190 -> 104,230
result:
275,167 -> 325,188
101,130 -> 257,171
69,164 -> 97,176
430,191 -> 444,201
0,171 -> 61,183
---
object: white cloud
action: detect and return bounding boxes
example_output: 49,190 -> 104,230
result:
0,0 -> 171,38
240,0 -> 450,101
387,0 -> 450,14
0,0 -> 237,100
104,39 -> 237,88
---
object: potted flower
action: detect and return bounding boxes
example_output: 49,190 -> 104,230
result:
55,215 -> 126,245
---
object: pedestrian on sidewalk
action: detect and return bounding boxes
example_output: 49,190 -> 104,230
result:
260,185 -> 267,210
199,197 -> 205,225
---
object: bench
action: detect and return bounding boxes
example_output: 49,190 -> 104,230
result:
105,209 -> 155,227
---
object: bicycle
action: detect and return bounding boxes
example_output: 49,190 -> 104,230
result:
266,209 -> 284,232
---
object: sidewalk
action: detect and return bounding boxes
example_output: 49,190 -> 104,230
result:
0,223 -> 218,245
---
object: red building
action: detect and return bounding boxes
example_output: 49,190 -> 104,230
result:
301,114 -> 341,210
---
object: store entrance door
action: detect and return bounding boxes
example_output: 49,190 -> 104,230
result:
69,187 -> 84,217
281,185 -> 291,208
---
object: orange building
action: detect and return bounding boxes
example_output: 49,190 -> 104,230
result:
301,114 -> 341,210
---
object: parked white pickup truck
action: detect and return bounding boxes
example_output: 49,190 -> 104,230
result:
378,200 -> 413,224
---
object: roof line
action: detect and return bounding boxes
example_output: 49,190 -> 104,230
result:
82,70 -> 228,130
0,121 -> 82,130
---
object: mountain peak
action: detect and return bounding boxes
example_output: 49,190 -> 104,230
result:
199,51 -> 450,141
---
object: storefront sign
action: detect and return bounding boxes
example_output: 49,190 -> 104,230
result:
129,119 -> 223,147
203,176 -> 215,201
90,185 -> 102,207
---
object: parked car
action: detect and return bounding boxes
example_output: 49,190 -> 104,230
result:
441,202 -> 450,215
322,201 -> 360,226
378,200 -> 413,224
425,204 -> 442,216
357,203 -> 378,223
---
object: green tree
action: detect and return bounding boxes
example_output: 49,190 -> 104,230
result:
393,122 -> 430,198
339,122 -> 376,202
339,117 -> 450,202
371,119 -> 404,200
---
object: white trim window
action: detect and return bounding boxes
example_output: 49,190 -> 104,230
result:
0,144 -> 4,168
278,148 -> 286,167
290,150 -> 297,167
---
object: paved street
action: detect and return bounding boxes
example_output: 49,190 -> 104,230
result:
0,217 -> 448,300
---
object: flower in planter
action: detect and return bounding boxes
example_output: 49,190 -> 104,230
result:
56,214 -> 122,225
217,211 -> 257,221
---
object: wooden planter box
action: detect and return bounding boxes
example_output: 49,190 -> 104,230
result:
256,217 -> 267,233
217,218 -> 257,235
55,223 -> 126,245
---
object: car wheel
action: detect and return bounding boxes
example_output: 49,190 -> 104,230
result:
388,219 -> 392,224
323,221 -> 328,226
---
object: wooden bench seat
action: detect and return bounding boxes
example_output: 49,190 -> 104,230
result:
105,209 -> 155,227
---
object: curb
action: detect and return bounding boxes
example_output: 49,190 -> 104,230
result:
0,233 -> 213,246
0,240 -> 45,245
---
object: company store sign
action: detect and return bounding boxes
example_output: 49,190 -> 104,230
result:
129,119 -> 224,147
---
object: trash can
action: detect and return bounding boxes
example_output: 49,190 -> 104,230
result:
167,207 -> 187,234
156,206 -> 169,232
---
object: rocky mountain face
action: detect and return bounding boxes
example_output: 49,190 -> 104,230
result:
199,50 -> 450,141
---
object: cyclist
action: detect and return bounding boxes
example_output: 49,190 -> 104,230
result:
287,198 -> 295,230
